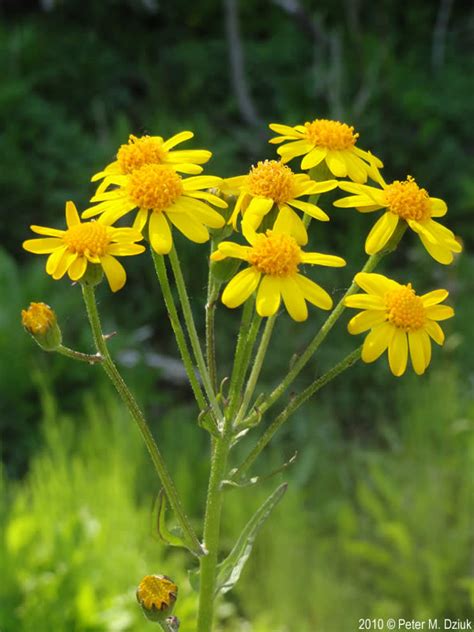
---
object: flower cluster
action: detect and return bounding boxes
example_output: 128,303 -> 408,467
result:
23,116 -> 460,376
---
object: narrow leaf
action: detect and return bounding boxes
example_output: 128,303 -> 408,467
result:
215,482 -> 288,595
154,490 -> 188,549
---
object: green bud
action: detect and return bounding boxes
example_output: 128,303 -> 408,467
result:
21,302 -> 62,351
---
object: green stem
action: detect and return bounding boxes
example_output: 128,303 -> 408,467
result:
57,344 -> 103,364
234,315 -> 276,426
227,305 -> 262,421
196,429 -> 232,632
242,224 -> 406,428
234,347 -> 362,480
81,283 -> 203,557
168,246 -> 222,420
205,254 -> 221,393
151,250 -> 208,413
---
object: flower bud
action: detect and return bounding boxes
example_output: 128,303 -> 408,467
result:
136,574 -> 178,623
21,302 -> 62,351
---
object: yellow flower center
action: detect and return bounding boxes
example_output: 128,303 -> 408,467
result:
385,284 -> 426,331
248,230 -> 301,276
127,164 -> 183,211
21,302 -> 55,335
304,119 -> 358,150
137,575 -> 177,612
247,160 -> 296,204
117,135 -> 167,174
384,176 -> 431,221
63,222 -> 109,257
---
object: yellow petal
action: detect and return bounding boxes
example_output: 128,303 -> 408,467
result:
167,212 -> 209,244
186,190 -> 228,208
344,294 -> 385,310
408,329 -> 428,375
182,175 -> 222,191
66,201 -> 80,227
46,245 -> 68,275
365,212 -> 399,255
424,320 -> 445,345
301,252 -> 346,267
354,272 -> 400,296
149,212 -> 173,254
215,242 -> 250,261
52,251 -> 77,280
101,254 -> 126,292
294,274 -> 332,310
344,153 -> 368,184
30,225 -> 65,237
256,275 -> 281,317
107,243 -> 145,256
388,329 -> 408,376
425,305 -> 454,321
68,256 -> 88,281
167,149 -> 211,164
280,277 -> 308,321
133,208 -> 149,232
279,206 -> 308,245
419,233 -> 454,264
162,130 -> 193,150
269,123 -> 301,137
289,199 -> 330,222
361,322 -> 394,362
421,289 -> 449,307
222,268 -> 261,308
326,151 -> 347,177
347,310 -> 387,334
23,238 -> 63,254
300,147 -> 327,170
430,197 -> 448,217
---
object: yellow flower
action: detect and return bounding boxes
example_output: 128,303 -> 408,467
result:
269,119 -> 383,183
23,201 -> 145,292
334,174 -> 462,264
83,165 -> 227,254
223,159 -> 337,244
136,574 -> 178,622
211,209 -> 345,321
345,272 -> 454,376
92,131 -> 212,193
21,302 -> 62,351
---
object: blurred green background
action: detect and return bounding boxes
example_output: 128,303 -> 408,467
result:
1,0 -> 473,630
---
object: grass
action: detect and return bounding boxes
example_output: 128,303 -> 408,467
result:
1,362 -> 472,631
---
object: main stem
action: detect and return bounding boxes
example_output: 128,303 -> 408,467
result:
196,429 -> 232,632
81,283 -> 203,557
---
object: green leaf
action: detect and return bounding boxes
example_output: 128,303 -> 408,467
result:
154,490 -> 188,550
215,482 -> 288,596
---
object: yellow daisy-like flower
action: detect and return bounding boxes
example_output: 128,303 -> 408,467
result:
223,159 -> 337,244
211,209 -> 346,321
334,174 -> 462,264
83,165 -> 227,255
92,131 -> 212,192
269,119 -> 383,183
23,201 -> 145,292
345,272 -> 454,376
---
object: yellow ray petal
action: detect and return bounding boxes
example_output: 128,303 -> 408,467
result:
66,201 -> 80,227
361,322 -> 394,362
354,272 -> 400,296
421,289 -> 449,307
424,320 -> 445,345
425,305 -> 454,321
288,199 -> 330,222
23,238 -> 63,254
256,275 -> 282,317
388,329 -> 408,376
68,256 -> 88,281
167,212 -> 209,244
408,329 -> 428,375
301,252 -> 345,267
162,130 -> 194,150
347,310 -> 387,334
52,251 -> 77,280
365,212 -> 399,255
149,212 -> 173,254
280,277 -> 308,321
326,151 -> 347,177
222,267 -> 261,308
30,225 -> 65,237
101,254 -> 127,292
294,274 -> 332,310
46,245 -> 68,275
345,293 -> 385,310
301,147 -> 327,170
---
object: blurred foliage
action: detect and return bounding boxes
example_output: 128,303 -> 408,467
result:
1,367 -> 472,630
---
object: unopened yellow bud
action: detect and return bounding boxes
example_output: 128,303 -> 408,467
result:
136,574 -> 178,622
21,302 -> 62,351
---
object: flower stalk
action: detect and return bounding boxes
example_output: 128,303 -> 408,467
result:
81,283 -> 203,557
